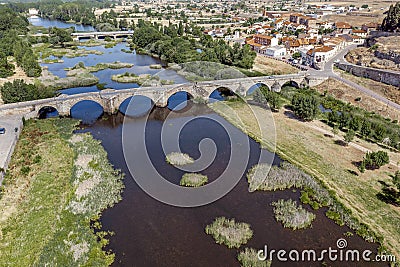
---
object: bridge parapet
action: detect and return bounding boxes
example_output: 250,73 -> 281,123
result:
0,73 -> 320,118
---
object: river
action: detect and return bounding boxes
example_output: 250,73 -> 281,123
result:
33,18 -> 383,266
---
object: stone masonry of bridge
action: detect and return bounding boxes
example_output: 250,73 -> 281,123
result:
0,74 -> 327,118
71,31 -> 132,41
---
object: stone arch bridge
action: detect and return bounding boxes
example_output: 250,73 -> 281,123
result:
0,73 -> 326,117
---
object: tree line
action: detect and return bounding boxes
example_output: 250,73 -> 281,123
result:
0,7 -> 41,78
253,84 -> 400,150
131,20 -> 256,69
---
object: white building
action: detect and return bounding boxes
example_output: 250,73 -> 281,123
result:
265,45 -> 287,58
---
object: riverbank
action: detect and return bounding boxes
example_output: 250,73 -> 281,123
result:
209,101 -> 400,260
0,118 -> 124,266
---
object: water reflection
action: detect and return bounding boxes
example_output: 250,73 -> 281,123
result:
167,91 -> 193,111
119,96 -> 153,117
28,17 -> 95,31
70,100 -> 103,124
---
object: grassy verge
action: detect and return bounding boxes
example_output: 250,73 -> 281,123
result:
337,68 -> 400,105
0,118 -> 124,266
313,78 -> 400,121
209,101 -> 400,259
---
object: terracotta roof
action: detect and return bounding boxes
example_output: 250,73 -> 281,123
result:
246,39 -> 263,47
352,29 -> 366,33
362,22 -> 378,28
314,46 -> 334,52
254,34 -> 273,39
336,22 -> 351,29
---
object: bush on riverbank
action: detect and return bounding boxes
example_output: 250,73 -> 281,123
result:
65,61 -> 134,75
247,162 -> 330,207
180,173 -> 208,187
166,152 -> 194,166
237,248 -> 271,267
0,118 -> 124,266
272,199 -> 316,230
0,79 -> 55,103
111,72 -> 150,84
205,217 -> 253,248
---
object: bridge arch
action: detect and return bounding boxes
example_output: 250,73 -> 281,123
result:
209,86 -> 238,102
167,91 -> 194,111
246,83 -> 270,96
70,100 -> 104,124
119,95 -> 154,117
38,106 -> 59,119
281,80 -> 300,90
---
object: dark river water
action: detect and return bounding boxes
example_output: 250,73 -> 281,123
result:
33,18 -> 384,267
77,104 -> 382,267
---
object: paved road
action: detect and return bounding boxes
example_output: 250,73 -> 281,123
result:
0,115 -> 23,183
307,44 -> 400,111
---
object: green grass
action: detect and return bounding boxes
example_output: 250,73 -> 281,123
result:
0,118 -> 124,266
205,217 -> 253,249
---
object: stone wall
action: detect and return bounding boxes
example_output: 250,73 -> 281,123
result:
335,62 -> 400,87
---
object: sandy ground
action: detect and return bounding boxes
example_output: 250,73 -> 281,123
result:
314,78 -> 400,121
252,55 -> 299,75
0,60 -> 36,105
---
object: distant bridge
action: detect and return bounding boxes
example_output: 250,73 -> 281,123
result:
71,31 -> 133,41
0,74 -> 326,118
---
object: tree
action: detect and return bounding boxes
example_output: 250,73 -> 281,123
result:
359,150 -> 390,171
49,27 -> 72,47
292,52 -> 301,59
344,129 -> 355,145
0,52 -> 14,78
0,79 -> 54,104
254,85 -> 282,111
381,2 -> 400,32
291,93 -> 319,121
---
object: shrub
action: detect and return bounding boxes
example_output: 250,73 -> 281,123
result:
272,199 -> 316,230
359,151 -> 389,171
291,93 -> 319,121
205,217 -> 253,248
180,173 -> 208,187
166,152 -> 194,166
237,248 -> 271,267
0,79 -> 54,104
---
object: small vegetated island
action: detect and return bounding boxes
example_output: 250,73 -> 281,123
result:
205,217 -> 253,249
237,248 -> 272,267
272,199 -> 316,230
180,173 -> 208,187
165,152 -> 194,166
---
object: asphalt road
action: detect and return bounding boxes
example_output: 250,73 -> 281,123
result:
0,115 -> 23,183
307,44 -> 400,111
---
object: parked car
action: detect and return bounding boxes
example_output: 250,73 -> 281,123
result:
0,127 -> 5,134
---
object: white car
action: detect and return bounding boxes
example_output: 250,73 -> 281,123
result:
334,59 -> 340,63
